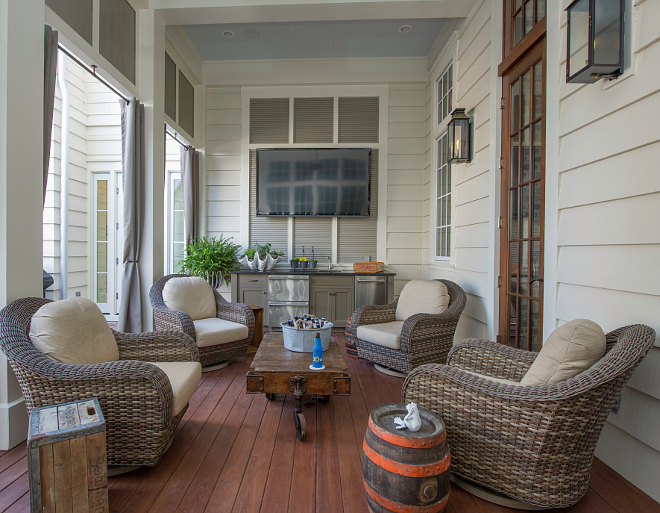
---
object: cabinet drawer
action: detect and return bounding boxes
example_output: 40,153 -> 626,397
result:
310,275 -> 354,289
238,274 -> 268,287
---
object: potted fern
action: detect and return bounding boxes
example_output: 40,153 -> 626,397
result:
177,236 -> 242,288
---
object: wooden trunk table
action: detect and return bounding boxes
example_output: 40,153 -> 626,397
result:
247,332 -> 351,440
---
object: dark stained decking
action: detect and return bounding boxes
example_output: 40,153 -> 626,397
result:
0,335 -> 658,513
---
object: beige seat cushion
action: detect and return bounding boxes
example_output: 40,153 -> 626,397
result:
462,369 -> 521,387
521,319 -> 606,386
357,321 -> 405,350
193,318 -> 249,348
162,276 -> 216,321
29,297 -> 119,364
395,280 -> 450,321
150,361 -> 201,416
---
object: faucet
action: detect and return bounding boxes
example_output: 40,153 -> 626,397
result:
327,256 -> 334,271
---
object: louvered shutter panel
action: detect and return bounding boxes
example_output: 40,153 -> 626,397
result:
338,149 -> 378,263
250,98 -> 290,144
338,97 -> 379,143
293,218 -> 332,261
250,150 -> 288,257
294,98 -> 333,143
164,53 -> 176,121
178,71 -> 195,138
99,0 -> 136,84
46,0 -> 93,44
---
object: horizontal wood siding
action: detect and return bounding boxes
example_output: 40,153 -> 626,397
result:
423,0 -> 492,342
555,0 -> 660,501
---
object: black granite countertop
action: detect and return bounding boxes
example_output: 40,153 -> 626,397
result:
230,269 -> 396,276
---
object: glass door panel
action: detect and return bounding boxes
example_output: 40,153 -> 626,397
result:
500,39 -> 545,351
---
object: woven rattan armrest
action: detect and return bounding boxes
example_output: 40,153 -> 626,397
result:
350,300 -> 398,330
446,339 -> 537,381
400,310 -> 460,354
21,358 -> 175,424
114,330 -> 199,363
151,307 -> 196,339
213,291 -> 255,342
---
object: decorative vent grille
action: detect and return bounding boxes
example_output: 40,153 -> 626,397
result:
250,150 -> 288,256
294,97 -> 333,143
338,149 -> 378,263
293,218 -> 332,262
164,53 -> 176,121
99,0 -> 136,84
178,71 -> 195,138
338,97 -> 379,143
250,98 -> 290,144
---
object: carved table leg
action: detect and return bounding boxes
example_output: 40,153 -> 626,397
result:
290,376 -> 307,440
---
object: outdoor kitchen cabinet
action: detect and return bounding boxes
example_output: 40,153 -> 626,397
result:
309,276 -> 354,330
231,274 -> 269,327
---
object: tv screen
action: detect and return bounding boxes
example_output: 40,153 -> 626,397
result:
257,148 -> 371,216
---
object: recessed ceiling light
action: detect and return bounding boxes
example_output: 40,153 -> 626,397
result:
243,28 -> 261,39
398,24 -> 412,33
222,29 -> 235,38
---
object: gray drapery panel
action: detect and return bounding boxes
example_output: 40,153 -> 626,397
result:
180,146 -> 200,241
118,98 -> 144,333
43,26 -> 58,204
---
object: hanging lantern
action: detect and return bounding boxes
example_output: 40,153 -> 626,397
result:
447,108 -> 471,164
566,0 -> 624,83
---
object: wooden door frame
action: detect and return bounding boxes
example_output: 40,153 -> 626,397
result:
498,36 -> 547,347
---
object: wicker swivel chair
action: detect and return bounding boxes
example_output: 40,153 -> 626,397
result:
0,297 -> 201,468
347,279 -> 466,375
150,274 -> 254,369
402,324 -> 656,509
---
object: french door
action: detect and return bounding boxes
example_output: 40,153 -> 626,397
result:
499,37 -> 546,351
93,172 -> 123,316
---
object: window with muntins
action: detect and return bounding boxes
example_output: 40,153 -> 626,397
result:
435,131 -> 451,259
436,62 -> 453,126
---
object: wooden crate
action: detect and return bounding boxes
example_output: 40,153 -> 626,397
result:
353,262 -> 385,273
27,398 -> 109,513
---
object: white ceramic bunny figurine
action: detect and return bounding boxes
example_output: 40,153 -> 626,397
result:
393,402 -> 422,432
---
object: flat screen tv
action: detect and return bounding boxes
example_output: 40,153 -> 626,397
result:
257,148 -> 371,216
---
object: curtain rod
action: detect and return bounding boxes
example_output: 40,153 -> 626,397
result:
166,130 -> 191,151
57,44 -> 130,104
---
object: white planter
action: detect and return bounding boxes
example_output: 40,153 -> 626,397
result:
238,255 -> 257,270
281,322 -> 333,353
238,254 -> 284,272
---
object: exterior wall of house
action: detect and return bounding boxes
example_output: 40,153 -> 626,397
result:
43,59 -> 90,300
422,0 -> 497,342
544,0 -> 660,500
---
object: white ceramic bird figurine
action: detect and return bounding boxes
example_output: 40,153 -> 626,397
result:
393,402 -> 422,432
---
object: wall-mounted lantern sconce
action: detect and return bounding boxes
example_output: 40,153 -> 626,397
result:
566,0 -> 624,83
447,108 -> 471,163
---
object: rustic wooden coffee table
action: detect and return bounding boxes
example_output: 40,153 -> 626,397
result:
246,332 -> 351,440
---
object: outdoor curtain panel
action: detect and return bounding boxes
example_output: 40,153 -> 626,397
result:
181,146 -> 200,241
119,98 -> 145,333
43,25 -> 58,204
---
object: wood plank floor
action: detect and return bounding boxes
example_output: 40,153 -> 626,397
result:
1,335 -> 658,513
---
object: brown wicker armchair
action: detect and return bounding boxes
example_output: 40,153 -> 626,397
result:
0,297 -> 201,468
402,324 -> 656,509
150,274 -> 254,368
347,279 -> 466,374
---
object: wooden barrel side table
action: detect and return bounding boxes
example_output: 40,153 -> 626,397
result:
362,403 -> 450,513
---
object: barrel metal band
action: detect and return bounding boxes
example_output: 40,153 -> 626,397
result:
368,416 -> 446,448
363,439 -> 451,478
363,478 -> 449,513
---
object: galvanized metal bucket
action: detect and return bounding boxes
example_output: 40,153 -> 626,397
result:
281,322 -> 333,352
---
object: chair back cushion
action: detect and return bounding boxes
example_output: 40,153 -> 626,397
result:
29,297 -> 119,364
395,280 -> 450,321
162,276 -> 216,321
521,319 -> 606,386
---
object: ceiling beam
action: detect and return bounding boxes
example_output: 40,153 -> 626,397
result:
151,0 -> 476,26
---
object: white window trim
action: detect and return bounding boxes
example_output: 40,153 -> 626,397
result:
435,61 -> 453,128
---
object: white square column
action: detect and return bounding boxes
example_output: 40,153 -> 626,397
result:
0,0 -> 46,449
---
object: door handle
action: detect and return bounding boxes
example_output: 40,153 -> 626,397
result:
528,279 -> 544,284
249,279 -> 259,282
357,279 -> 385,283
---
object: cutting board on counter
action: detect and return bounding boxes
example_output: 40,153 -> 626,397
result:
353,262 -> 385,273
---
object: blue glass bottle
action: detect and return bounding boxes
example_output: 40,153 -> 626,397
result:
310,333 -> 324,370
